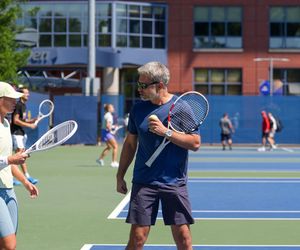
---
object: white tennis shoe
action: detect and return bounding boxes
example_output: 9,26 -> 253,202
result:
96,159 -> 104,166
111,161 -> 119,168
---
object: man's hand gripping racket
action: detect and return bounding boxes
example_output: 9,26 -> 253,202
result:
24,120 -> 78,156
145,91 -> 209,167
34,99 -> 54,125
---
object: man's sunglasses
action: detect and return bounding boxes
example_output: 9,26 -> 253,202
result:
137,81 -> 160,89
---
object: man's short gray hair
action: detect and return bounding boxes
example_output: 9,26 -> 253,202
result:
137,62 -> 170,85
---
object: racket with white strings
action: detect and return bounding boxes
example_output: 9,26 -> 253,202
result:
34,99 -> 54,125
111,118 -> 126,135
24,120 -> 78,155
145,91 -> 209,167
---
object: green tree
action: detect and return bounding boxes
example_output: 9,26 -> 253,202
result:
0,0 -> 30,83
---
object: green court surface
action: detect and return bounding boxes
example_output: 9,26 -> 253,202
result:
15,145 -> 300,250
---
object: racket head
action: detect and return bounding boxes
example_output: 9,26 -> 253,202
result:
25,120 -> 78,154
38,99 -> 54,118
168,91 -> 209,133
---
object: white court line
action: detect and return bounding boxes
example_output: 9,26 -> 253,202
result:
81,244 -> 300,249
107,191 -> 131,219
281,147 -> 295,153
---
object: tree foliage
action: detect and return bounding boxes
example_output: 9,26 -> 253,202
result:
0,0 -> 30,83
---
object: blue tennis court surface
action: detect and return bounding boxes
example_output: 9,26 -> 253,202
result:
113,178 -> 300,220
83,146 -> 300,249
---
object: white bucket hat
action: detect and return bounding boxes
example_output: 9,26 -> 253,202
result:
0,81 -> 23,99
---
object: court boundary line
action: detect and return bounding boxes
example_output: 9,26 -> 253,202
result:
81,243 -> 300,249
107,191 -> 131,219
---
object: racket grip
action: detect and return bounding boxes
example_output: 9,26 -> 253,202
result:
145,140 -> 170,167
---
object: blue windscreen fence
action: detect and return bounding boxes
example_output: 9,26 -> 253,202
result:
26,94 -> 300,146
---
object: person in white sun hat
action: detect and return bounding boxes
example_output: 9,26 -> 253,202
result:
0,81 -> 39,250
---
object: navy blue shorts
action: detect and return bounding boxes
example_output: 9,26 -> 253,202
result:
126,183 -> 194,226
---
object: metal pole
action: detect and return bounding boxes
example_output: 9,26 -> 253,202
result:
270,58 -> 273,96
88,0 -> 96,95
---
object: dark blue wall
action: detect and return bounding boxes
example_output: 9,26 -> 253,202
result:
26,94 -> 300,146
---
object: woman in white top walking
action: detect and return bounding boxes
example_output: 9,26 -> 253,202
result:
97,104 -> 119,167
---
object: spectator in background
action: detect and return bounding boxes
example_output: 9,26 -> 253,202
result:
11,87 -> 38,185
219,113 -> 234,150
258,110 -> 273,151
96,104 -> 119,168
268,112 -> 277,150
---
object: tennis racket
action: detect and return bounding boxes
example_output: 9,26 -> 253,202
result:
34,99 -> 54,125
145,91 -> 209,167
24,120 -> 78,155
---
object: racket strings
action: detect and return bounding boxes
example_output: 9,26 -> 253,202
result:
170,93 -> 208,133
36,122 -> 76,149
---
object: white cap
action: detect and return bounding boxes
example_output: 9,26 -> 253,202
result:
0,81 -> 23,99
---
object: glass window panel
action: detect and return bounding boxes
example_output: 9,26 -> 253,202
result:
96,3 -> 111,17
39,35 -> 52,46
155,21 -> 165,35
270,7 -> 284,22
130,20 -> 140,33
117,19 -> 127,33
269,37 -> 284,48
69,35 -> 81,47
54,18 -> 66,32
194,84 -> 209,95
53,4 -> 68,16
287,7 -> 300,22
212,22 -> 225,36
287,69 -> 300,82
142,6 -> 152,18
211,7 -> 225,21
195,69 -> 208,82
143,21 -> 152,34
226,37 -> 242,48
98,34 -> 111,47
83,34 -> 88,47
82,18 -> 88,33
194,22 -> 209,36
227,7 -> 241,22
129,5 -> 140,18
227,69 -> 241,82
68,4 -> 84,16
211,69 -> 224,83
212,37 -> 226,48
211,85 -> 224,95
39,18 -> 52,32
40,5 -> 53,17
130,36 -> 140,47
142,36 -> 152,48
116,4 -> 127,17
286,37 -> 300,48
24,17 -> 37,29
227,85 -> 241,95
194,37 -> 209,48
228,22 -> 241,36
117,35 -> 127,47
270,23 -> 285,36
98,19 -> 111,33
153,7 -> 165,19
69,18 -> 81,32
287,23 -> 300,36
54,35 -> 66,46
155,37 -> 165,48
194,7 -> 208,22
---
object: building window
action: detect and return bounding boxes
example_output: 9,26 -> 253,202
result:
18,2 -> 166,49
194,6 -> 242,49
274,69 -> 300,95
194,68 -> 242,95
116,3 -> 167,49
270,7 -> 300,49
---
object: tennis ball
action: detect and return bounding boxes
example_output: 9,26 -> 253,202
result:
148,114 -> 159,121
